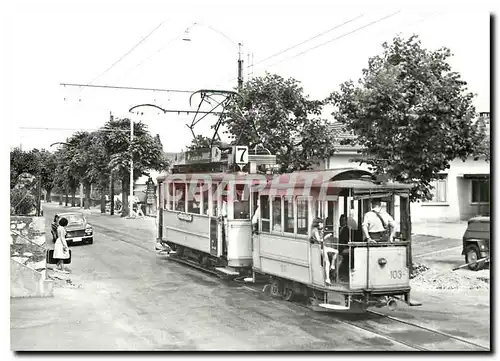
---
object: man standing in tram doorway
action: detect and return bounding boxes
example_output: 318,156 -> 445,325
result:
362,199 -> 396,243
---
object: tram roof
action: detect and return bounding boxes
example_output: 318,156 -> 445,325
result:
324,179 -> 414,190
262,168 -> 374,189
260,168 -> 413,191
158,172 -> 274,183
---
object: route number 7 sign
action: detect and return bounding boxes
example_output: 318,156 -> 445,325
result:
234,146 -> 249,168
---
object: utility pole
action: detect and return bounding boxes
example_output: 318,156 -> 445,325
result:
109,111 -> 115,216
237,42 -> 244,91
129,117 -> 135,218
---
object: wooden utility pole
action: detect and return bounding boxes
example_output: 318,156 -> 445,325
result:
237,42 -> 244,91
110,111 -> 115,215
110,173 -> 114,215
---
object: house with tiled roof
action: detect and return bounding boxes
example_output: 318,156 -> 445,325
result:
324,115 -> 490,222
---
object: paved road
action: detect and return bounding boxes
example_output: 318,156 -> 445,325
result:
10,204 -> 490,351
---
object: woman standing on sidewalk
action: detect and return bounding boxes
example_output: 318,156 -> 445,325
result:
53,217 -> 70,271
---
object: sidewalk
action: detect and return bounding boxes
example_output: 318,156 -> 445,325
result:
412,220 -> 467,240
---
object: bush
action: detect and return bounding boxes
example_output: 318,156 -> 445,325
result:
10,188 -> 36,215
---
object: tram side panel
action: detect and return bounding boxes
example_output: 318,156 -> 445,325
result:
350,246 -> 410,291
253,233 -> 311,285
226,219 -> 253,268
163,210 -> 216,256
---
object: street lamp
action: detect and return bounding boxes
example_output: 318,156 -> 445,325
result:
182,23 -> 244,91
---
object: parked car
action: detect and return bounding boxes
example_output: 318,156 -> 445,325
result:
462,216 -> 490,270
51,212 -> 94,245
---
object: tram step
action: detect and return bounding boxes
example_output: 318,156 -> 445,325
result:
215,267 -> 240,276
318,303 -> 350,311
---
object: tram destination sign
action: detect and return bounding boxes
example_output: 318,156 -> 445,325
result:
178,147 -> 227,165
177,213 -> 193,222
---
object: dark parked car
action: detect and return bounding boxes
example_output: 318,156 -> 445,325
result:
51,212 -> 94,245
462,216 -> 490,270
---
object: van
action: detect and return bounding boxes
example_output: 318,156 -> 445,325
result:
462,216 -> 490,270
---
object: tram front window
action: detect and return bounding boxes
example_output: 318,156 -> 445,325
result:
234,184 -> 250,219
187,184 -> 201,214
174,183 -> 186,212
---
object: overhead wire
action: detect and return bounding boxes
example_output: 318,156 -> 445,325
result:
256,11 -> 402,70
113,22 -> 198,84
251,13 -> 364,68
214,11 -> 402,88
212,13 -> 365,88
86,20 -> 166,87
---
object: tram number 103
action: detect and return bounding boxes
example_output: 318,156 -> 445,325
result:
389,270 -> 404,279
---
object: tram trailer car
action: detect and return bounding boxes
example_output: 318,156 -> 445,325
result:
250,169 -> 420,312
156,171 -> 272,277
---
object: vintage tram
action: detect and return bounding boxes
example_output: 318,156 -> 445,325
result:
155,146 -> 420,312
250,169 -> 418,311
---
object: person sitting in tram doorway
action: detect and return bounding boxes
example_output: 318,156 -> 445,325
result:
362,199 -> 396,243
310,217 -> 338,285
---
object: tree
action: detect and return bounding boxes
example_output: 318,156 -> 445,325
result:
10,147 -> 39,189
101,118 -> 169,217
54,143 -> 80,207
221,73 -> 337,172
328,35 -> 485,202
474,113 -> 490,162
39,150 -> 58,202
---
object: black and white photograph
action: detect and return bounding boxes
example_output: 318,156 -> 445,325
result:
4,0 -> 492,353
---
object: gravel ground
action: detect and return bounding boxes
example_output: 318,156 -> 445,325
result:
411,267 -> 490,290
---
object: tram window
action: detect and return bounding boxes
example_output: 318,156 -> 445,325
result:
211,184 -> 218,216
234,184 -> 250,219
297,197 -> 309,235
174,183 -> 186,212
166,183 -> 173,210
202,189 -> 210,215
260,195 -> 270,232
316,200 -> 323,218
272,197 -> 282,232
283,197 -> 294,233
187,184 -> 201,214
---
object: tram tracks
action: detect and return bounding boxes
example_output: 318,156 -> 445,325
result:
365,310 -> 490,351
236,284 -> 489,351
91,222 -> 489,351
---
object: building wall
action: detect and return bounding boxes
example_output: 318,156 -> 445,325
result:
326,153 -> 490,222
411,157 -> 490,222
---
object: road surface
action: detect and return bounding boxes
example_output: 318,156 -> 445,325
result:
10,203 -> 490,351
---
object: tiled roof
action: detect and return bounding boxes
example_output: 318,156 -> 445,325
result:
329,122 -> 362,150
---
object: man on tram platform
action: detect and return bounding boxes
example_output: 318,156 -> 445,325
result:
362,199 -> 396,243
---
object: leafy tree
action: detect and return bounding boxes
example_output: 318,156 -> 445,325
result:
39,150 -> 58,202
186,135 -> 223,151
100,118 -> 169,216
474,114 -> 490,162
221,73 -> 337,172
54,142 -> 80,207
328,35 -> 485,202
10,147 -> 39,189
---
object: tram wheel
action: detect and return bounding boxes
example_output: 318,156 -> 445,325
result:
282,287 -> 295,302
269,280 -> 282,298
176,246 -> 184,258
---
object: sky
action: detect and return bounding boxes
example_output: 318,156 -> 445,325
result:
2,0 -> 493,155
